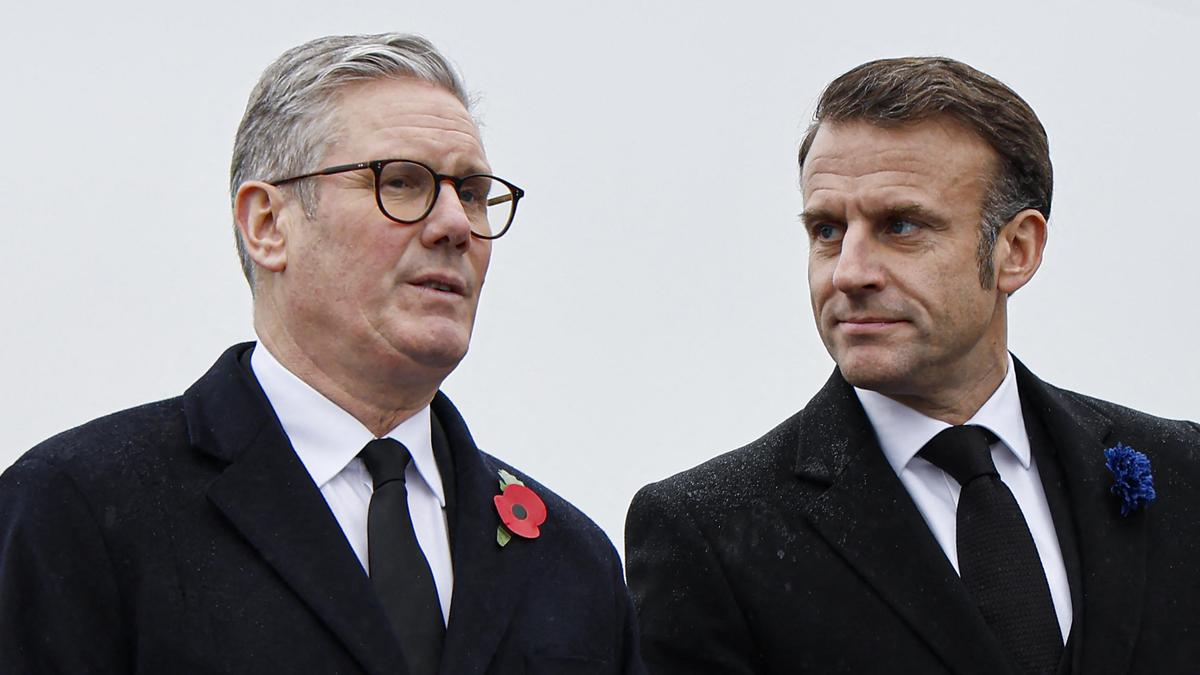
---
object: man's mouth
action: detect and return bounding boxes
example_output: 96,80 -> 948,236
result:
838,315 -> 901,324
411,273 -> 467,296
835,316 -> 906,334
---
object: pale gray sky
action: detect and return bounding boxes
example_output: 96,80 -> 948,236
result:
3,0 -> 1197,552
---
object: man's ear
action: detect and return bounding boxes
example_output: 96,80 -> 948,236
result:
994,208 -> 1048,295
234,181 -> 294,274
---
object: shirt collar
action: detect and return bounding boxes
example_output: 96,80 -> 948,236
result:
250,342 -> 446,507
855,353 -> 1031,476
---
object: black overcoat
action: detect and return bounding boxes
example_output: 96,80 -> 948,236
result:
626,359 -> 1200,674
1,343 -> 642,675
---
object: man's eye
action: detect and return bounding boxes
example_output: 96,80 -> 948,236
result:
813,224 -> 843,242
888,219 -> 919,234
381,176 -> 423,193
459,177 -> 493,205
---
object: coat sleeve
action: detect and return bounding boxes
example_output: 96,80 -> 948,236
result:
0,455 -> 131,674
624,483 -> 763,675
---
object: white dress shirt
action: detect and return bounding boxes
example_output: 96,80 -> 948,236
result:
855,355 -> 1072,642
251,343 -> 454,624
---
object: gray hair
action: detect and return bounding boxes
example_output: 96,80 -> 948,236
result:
229,33 -> 473,290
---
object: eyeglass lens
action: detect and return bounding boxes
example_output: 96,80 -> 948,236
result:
377,161 -> 516,237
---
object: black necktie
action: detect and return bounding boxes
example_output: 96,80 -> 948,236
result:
919,425 -> 1062,675
359,438 -> 444,675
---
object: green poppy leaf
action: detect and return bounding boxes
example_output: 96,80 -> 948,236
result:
498,469 -> 524,490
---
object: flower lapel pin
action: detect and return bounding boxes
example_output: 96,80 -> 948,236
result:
1103,443 -> 1157,516
494,469 -> 547,547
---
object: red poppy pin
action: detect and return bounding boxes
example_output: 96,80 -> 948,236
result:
494,469 -> 547,547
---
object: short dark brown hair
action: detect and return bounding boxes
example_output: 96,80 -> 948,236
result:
798,57 -> 1051,286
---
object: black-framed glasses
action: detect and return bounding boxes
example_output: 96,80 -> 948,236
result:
267,159 -> 525,239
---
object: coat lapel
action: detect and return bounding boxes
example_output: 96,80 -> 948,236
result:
791,371 -> 1014,675
1015,361 -> 1147,675
183,344 -> 407,675
433,393 -> 538,675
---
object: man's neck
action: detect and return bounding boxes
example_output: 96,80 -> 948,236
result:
881,357 -> 1009,425
254,317 -> 441,438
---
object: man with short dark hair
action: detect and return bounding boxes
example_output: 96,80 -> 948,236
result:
626,57 -> 1200,675
0,33 -> 642,674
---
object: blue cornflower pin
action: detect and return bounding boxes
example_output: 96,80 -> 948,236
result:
1103,443 -> 1156,516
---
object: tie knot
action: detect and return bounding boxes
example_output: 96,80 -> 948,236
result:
918,425 -> 998,486
359,438 -> 413,487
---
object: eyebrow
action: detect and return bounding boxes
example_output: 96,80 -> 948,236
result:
881,203 -> 949,228
799,203 -> 948,228
799,208 -> 840,229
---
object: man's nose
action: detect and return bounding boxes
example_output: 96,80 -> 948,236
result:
831,224 -> 886,293
419,180 -> 474,249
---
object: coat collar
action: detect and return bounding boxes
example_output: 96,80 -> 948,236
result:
431,392 -> 540,675
791,362 -> 1148,675
1013,359 -> 1146,675
184,343 -> 408,675
183,343 -> 541,675
790,370 -> 1016,675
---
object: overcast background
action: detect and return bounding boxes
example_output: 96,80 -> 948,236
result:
3,0 -> 1197,554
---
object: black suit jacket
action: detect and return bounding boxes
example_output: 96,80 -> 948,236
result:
0,343 -> 643,675
625,359 -> 1200,674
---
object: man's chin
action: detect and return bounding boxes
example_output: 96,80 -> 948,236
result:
380,318 -> 473,368
413,331 -> 473,370
834,352 -> 912,393
415,349 -> 468,373
404,338 -> 469,372
365,333 -> 470,386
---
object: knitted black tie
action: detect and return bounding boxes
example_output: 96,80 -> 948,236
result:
919,425 -> 1062,675
360,438 -> 444,675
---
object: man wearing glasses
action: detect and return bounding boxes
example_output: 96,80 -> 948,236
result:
0,34 -> 642,674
